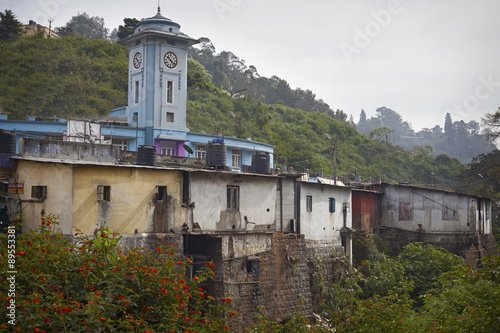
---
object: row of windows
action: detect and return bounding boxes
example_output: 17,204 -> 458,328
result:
28,184 -> 237,210
134,80 -> 175,105
398,201 -> 458,221
305,195 -> 336,213
194,146 -> 241,168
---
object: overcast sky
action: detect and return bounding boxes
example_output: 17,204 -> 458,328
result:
5,0 -> 500,131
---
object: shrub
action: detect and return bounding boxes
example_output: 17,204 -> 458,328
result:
0,214 -> 234,332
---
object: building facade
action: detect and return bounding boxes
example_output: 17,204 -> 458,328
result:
0,9 -> 274,169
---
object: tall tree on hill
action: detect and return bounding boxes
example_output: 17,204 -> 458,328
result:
483,107 -> 500,143
55,12 -> 108,40
0,9 -> 21,42
117,18 -> 139,40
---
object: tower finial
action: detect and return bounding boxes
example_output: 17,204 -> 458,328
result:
157,0 -> 161,14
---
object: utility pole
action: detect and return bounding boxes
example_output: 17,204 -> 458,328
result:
48,18 -> 54,38
326,133 -> 338,185
333,140 -> 338,185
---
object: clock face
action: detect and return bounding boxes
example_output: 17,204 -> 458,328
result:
163,51 -> 178,69
132,52 -> 142,69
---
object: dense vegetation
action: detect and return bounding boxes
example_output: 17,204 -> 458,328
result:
2,218 -> 498,332
189,38 -> 348,122
1,216 -> 233,332
248,241 -> 499,332
0,36 -> 127,119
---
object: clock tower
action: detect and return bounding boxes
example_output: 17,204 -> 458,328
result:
119,8 -> 198,154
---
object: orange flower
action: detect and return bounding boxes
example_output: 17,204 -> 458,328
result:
100,317 -> 106,321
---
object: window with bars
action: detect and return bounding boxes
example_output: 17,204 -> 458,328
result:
97,185 -> 111,202
166,81 -> 174,104
32,186 -> 47,199
227,185 -> 239,210
306,195 -> 312,212
161,148 -> 175,156
112,139 -> 128,151
232,149 -> 241,167
195,145 -> 206,159
134,81 -> 140,104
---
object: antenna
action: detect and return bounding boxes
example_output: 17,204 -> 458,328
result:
48,18 -> 54,38
157,0 -> 161,14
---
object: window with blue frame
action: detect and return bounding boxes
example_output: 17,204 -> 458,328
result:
329,198 -> 335,212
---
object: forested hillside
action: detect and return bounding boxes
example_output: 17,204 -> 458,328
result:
355,107 -> 496,163
0,36 -> 128,118
189,38 -> 349,123
0,35 -> 468,188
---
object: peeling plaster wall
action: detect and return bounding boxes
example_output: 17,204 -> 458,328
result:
15,160 -> 74,234
190,172 -> 277,231
298,182 -> 352,244
72,166 -> 184,235
378,185 -> 476,233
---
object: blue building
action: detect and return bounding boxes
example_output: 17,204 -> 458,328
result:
0,8 -> 273,170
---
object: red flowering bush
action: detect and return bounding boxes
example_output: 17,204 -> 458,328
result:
0,214 -> 235,332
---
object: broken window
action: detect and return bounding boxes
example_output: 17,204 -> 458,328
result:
155,186 -> 167,201
247,259 -> 259,276
97,185 -> 111,202
442,207 -> 458,221
306,195 -> 313,212
227,185 -> 239,210
166,112 -> 174,123
31,186 -> 47,199
398,201 -> 413,221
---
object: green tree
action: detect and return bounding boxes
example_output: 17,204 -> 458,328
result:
0,215 -> 234,331
0,9 -> 21,41
421,255 -> 500,332
56,12 -> 109,40
117,18 -> 139,40
396,243 -> 463,306
482,107 -> 500,142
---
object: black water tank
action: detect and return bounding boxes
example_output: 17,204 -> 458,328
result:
0,130 -> 16,155
137,145 -> 156,166
252,152 -> 270,174
206,141 -> 226,167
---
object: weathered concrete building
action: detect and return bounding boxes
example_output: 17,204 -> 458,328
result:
352,183 -> 497,263
1,137 -> 353,329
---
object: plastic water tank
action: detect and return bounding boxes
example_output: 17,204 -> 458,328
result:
137,145 -> 156,166
0,130 -> 16,155
252,152 -> 270,174
206,141 -> 227,167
